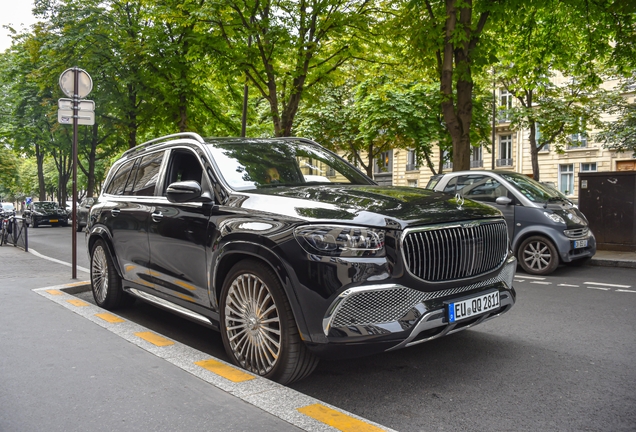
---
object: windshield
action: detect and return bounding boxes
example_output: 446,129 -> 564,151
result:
207,140 -> 372,191
2,203 -> 14,211
499,173 -> 563,203
33,202 -> 59,210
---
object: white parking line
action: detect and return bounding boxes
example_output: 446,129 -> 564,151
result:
516,275 -> 546,280
587,286 -> 610,291
584,281 -> 631,289
29,248 -> 90,273
530,281 -> 552,285
616,289 -> 636,293
558,284 -> 579,287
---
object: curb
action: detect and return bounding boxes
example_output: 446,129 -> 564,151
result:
589,259 -> 636,269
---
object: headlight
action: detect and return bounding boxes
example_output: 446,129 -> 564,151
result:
543,211 -> 565,224
294,225 -> 385,257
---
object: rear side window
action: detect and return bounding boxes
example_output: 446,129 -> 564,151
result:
105,159 -> 136,195
131,152 -> 164,196
443,177 -> 458,194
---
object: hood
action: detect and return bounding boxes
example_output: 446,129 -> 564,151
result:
232,185 -> 502,229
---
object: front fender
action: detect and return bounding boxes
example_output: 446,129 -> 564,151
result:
87,224 -> 123,279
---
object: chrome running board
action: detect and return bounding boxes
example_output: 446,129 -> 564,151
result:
128,288 -> 212,325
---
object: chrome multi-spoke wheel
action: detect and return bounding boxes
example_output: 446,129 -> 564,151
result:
90,239 -> 128,309
92,245 -> 109,304
224,273 -> 281,375
220,260 -> 318,384
518,235 -> 559,275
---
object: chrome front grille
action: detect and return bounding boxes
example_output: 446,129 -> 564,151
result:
402,220 -> 508,282
564,227 -> 589,238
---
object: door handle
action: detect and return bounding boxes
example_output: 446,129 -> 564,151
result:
151,212 -> 163,223
110,209 -> 121,217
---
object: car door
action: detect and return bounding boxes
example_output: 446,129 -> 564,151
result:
101,157 -> 154,285
457,174 -> 516,242
146,146 -> 212,308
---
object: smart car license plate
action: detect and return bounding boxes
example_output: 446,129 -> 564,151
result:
574,239 -> 588,248
447,291 -> 500,323
49,219 -> 58,223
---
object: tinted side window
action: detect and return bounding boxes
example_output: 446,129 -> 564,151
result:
456,175 -> 486,192
105,159 -> 136,195
462,177 -> 507,203
442,177 -> 458,193
131,152 -> 164,196
163,149 -> 204,194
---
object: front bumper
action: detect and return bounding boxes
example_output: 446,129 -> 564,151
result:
308,256 -> 516,358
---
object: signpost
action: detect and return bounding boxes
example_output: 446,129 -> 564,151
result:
58,67 -> 94,279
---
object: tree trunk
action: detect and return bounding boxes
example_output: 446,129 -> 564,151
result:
36,144 -> 46,201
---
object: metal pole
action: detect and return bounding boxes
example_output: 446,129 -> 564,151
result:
72,67 -> 79,279
491,69 -> 496,170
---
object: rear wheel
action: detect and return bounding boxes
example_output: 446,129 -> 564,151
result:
518,235 -> 559,275
220,260 -> 318,384
90,239 -> 130,309
32,219 -> 38,228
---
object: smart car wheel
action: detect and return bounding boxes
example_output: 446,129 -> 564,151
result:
90,239 -> 129,309
518,235 -> 559,275
220,260 -> 318,384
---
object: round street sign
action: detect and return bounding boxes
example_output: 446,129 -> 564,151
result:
58,68 -> 93,98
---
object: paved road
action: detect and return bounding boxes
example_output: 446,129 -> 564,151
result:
25,227 -> 636,431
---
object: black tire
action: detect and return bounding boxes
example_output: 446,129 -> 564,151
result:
76,223 -> 84,233
32,219 -> 38,228
90,239 -> 129,309
220,259 -> 319,384
518,235 -> 560,275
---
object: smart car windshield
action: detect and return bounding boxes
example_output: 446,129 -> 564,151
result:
499,173 -> 562,203
207,140 -> 372,191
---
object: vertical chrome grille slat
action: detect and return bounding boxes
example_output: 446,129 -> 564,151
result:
402,220 -> 508,282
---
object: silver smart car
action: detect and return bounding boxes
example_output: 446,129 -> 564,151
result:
427,171 -> 596,275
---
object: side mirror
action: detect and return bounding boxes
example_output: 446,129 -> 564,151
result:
496,196 -> 512,206
166,181 -> 214,204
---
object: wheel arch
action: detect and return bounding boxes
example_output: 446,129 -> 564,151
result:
87,226 -> 124,279
212,242 -> 312,342
512,227 -> 560,259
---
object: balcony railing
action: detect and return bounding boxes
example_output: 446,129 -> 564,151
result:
470,160 -> 483,168
496,158 -> 513,167
442,162 -> 453,170
326,168 -> 336,177
405,163 -> 419,171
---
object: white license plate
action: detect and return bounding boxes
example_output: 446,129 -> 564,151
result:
447,291 -> 500,323
574,239 -> 588,248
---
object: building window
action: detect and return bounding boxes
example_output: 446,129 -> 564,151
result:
407,179 -> 418,188
581,162 -> 597,172
497,135 -> 513,166
470,146 -> 483,168
559,164 -> 574,195
406,149 -> 418,171
568,132 -> 588,149
442,150 -> 453,170
498,89 -> 513,122
374,150 -> 392,173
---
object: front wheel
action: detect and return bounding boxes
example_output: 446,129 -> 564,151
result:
518,235 -> 559,275
90,239 -> 129,309
220,260 -> 318,384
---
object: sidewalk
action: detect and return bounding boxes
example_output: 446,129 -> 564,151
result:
589,249 -> 636,268
0,245 -> 305,432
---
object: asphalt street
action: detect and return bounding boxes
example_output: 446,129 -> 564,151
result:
8,226 -> 636,431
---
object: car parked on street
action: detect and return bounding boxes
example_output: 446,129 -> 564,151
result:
1,202 -> 15,217
87,133 -> 517,383
76,197 -> 95,232
426,170 -> 596,275
24,201 -> 69,228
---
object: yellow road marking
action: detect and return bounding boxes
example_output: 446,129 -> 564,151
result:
67,299 -> 89,307
46,289 -> 64,296
297,404 -> 385,432
95,313 -> 125,323
195,359 -> 255,382
135,331 -> 174,347
64,281 -> 90,287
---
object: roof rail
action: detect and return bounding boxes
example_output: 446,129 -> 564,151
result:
123,132 -> 205,157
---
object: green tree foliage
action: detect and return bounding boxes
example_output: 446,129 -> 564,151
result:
597,88 -> 636,158
206,0 -> 377,137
